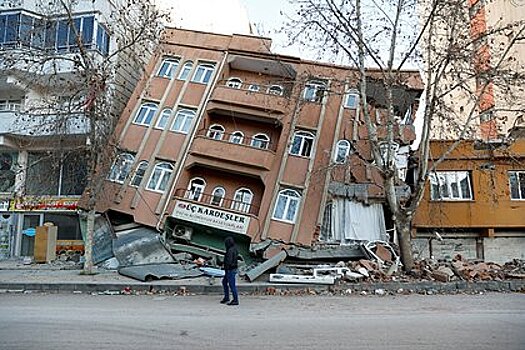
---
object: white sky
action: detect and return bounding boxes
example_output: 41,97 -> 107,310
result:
156,0 -> 304,58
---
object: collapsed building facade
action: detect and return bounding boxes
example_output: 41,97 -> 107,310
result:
97,27 -> 422,262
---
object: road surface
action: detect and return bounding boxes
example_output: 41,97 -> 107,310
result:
0,292 -> 523,349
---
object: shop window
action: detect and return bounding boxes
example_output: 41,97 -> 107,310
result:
334,140 -> 351,164
226,77 -> 242,89
192,63 -> 215,84
171,108 -> 196,133
272,189 -> 301,223
186,178 -> 206,201
178,61 -> 193,80
251,133 -> 269,149
303,80 -> 326,102
44,213 -> 82,240
155,108 -> 172,129
207,124 -> 225,140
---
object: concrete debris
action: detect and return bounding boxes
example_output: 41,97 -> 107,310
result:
118,263 -> 203,282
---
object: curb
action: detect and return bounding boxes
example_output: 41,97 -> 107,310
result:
1,279 -> 523,295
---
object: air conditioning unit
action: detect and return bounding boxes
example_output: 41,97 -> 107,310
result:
172,225 -> 192,241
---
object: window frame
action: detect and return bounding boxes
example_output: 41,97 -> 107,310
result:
303,80 -> 326,103
250,133 -> 270,149
344,89 -> 359,109
210,186 -> 226,206
207,124 -> 225,140
178,61 -> 193,80
429,171 -> 473,201
157,58 -> 180,79
509,170 -> 525,200
231,187 -> 253,213
272,189 -> 301,223
186,177 -> 206,202
133,102 -> 158,126
248,84 -> 260,92
226,77 -> 243,89
146,162 -> 173,193
155,108 -> 172,129
130,160 -> 149,187
171,108 -> 196,134
191,63 -> 215,84
334,139 -> 351,164
268,85 -> 284,96
290,131 -> 315,158
229,131 -> 244,144
108,153 -> 135,184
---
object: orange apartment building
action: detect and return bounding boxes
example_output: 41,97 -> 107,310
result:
97,28 -> 422,253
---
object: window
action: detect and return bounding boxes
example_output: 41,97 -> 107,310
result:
509,171 -> 525,200
303,80 -> 326,102
229,131 -> 244,144
273,189 -> 301,223
268,85 -> 283,96
335,140 -> 351,163
0,99 -> 22,112
146,162 -> 173,192
156,108 -> 172,129
178,61 -> 193,80
171,109 -> 196,133
130,161 -> 148,187
96,23 -> 110,56
157,58 -> 179,79
210,186 -> 225,206
186,178 -> 206,201
207,124 -> 225,140
290,131 -> 315,157
251,133 -> 270,149
108,153 -> 135,184
345,89 -> 359,109
379,141 -> 399,167
192,63 -> 215,84
231,188 -> 253,213
248,84 -> 260,92
226,78 -> 242,89
430,171 -> 473,201
133,102 -> 158,126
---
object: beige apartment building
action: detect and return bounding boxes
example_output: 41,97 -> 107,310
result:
98,28 -> 422,251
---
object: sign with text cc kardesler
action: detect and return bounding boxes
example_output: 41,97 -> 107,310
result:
171,200 -> 250,234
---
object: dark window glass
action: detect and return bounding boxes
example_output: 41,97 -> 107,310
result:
81,16 -> 94,47
43,213 -> 82,240
0,15 -> 6,43
69,17 -> 81,48
5,14 -> 20,43
57,20 -> 68,50
45,20 -> 56,50
32,17 -> 46,48
19,14 -> 32,46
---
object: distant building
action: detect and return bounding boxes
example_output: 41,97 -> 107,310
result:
97,28 -> 422,252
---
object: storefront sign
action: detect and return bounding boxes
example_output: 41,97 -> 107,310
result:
10,197 -> 79,212
171,200 -> 250,234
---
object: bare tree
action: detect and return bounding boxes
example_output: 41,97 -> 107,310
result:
0,0 -> 166,273
284,0 -> 525,270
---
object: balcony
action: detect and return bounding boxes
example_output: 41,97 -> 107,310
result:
188,131 -> 276,173
171,190 -> 256,235
0,110 -> 89,136
208,85 -> 287,123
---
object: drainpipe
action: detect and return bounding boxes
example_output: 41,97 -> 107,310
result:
155,52 -> 229,231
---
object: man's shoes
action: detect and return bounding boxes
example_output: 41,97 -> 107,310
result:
227,300 -> 239,306
220,299 -> 230,304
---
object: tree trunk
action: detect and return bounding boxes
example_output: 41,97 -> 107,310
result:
397,214 -> 414,272
83,209 -> 95,274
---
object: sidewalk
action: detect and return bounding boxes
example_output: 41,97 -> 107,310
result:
1,259 -> 524,296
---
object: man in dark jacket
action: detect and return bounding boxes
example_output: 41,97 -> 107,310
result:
221,236 -> 239,305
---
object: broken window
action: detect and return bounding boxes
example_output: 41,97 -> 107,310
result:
108,153 -> 134,184
273,189 -> 301,223
303,80 -> 326,103
509,170 -> 525,200
268,85 -> 283,96
226,77 -> 242,89
210,186 -> 225,206
186,178 -> 206,201
334,139 -> 351,164
430,171 -> 473,201
290,131 -> 314,158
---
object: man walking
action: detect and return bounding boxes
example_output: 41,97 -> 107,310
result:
221,236 -> 239,306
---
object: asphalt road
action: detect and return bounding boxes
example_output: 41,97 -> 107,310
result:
0,292 -> 523,350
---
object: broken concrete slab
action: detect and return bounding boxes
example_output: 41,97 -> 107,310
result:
285,244 -> 364,260
113,228 -> 174,267
118,263 -> 203,282
269,273 -> 336,285
245,250 -> 287,282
